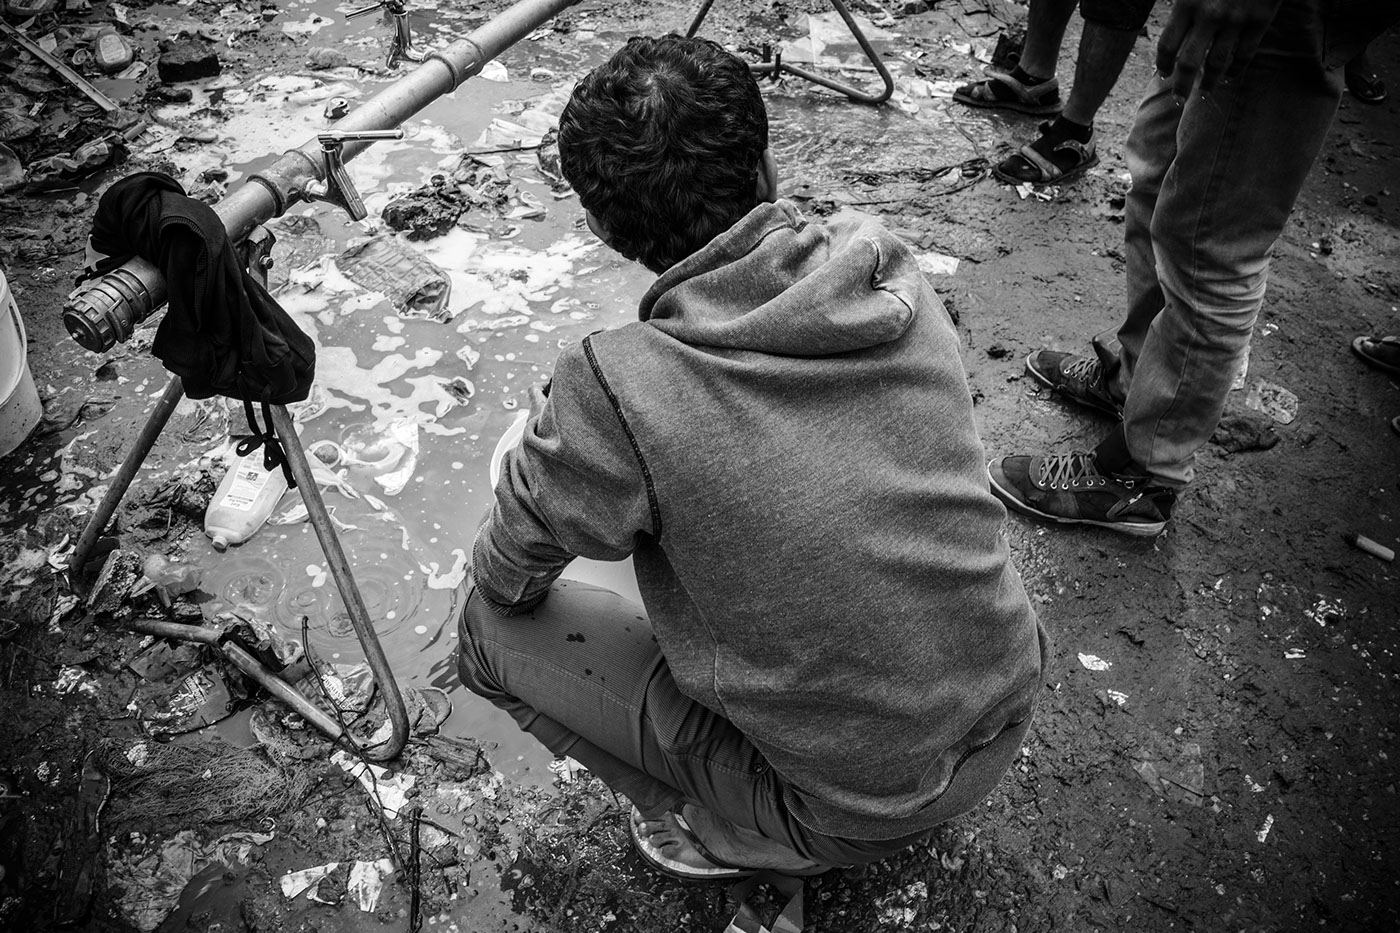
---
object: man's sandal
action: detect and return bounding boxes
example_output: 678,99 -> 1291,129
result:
628,806 -> 828,882
993,123 -> 1099,185
1352,335 -> 1400,379
953,72 -> 1062,116
629,807 -> 756,881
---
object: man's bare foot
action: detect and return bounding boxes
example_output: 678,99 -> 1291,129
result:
629,807 -> 751,880
628,805 -> 830,881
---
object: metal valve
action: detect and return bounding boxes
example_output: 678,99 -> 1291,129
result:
346,0 -> 428,70
304,129 -> 405,222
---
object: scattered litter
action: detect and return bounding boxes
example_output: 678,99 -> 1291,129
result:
108,830 -> 272,931
1212,409 -> 1279,453
1077,653 -> 1112,671
54,666 -> 99,696
779,10 -> 893,65
548,756 -> 586,784
1284,648 -> 1306,660
1243,378 -> 1298,424
1104,689 -> 1129,706
348,858 -> 395,911
1133,742 -> 1206,807
340,418 -> 421,495
915,251 -> 960,277
337,237 -> 453,321
279,862 -> 341,900
1344,532 -> 1394,563
133,664 -> 234,735
332,750 -> 416,818
1256,814 -> 1274,843
479,59 -> 508,82
1304,596 -> 1345,627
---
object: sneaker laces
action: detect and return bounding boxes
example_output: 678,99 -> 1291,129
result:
1035,450 -> 1109,490
1062,355 -> 1102,387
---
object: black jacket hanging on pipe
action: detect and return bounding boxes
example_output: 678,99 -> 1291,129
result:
89,171 -> 316,484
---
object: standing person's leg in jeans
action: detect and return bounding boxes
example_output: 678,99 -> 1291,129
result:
989,0 -> 1394,533
455,580 -> 949,868
1097,58 -> 1343,484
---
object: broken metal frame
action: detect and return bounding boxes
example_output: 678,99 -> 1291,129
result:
63,0 -> 585,760
685,0 -> 895,105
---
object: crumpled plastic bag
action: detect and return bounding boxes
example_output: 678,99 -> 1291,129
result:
337,236 -> 452,322
108,830 -> 272,931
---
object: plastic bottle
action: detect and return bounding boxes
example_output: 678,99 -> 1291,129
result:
92,27 -> 135,75
204,450 -> 290,551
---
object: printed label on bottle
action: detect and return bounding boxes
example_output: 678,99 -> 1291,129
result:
223,466 -> 272,511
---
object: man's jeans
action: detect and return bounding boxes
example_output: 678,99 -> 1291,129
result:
1100,0 -> 1387,485
456,579 -> 1029,866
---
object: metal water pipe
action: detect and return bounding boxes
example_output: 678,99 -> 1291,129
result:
64,0 -> 581,349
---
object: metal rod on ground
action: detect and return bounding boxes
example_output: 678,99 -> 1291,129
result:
125,617 -> 348,743
0,21 -> 120,113
270,403 -> 410,761
71,378 -> 186,573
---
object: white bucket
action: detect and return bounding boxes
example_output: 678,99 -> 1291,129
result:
0,268 -> 42,458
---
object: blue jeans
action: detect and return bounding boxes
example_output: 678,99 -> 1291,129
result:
456,579 -> 1031,866
1097,0 -> 1391,485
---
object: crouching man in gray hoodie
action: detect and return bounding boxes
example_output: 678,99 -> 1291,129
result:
457,35 -> 1050,878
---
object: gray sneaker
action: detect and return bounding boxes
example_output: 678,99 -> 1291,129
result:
1026,350 -> 1121,418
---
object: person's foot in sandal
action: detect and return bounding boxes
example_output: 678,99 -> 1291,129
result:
629,805 -> 829,881
993,117 -> 1099,185
1352,334 -> 1400,379
953,67 -> 1062,116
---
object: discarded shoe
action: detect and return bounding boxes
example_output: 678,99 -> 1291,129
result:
988,450 -> 1175,537
1025,349 -> 1122,418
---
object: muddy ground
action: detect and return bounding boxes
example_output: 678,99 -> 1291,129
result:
1,0 -> 1397,931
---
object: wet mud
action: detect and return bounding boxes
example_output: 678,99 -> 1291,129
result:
0,0 -> 1397,931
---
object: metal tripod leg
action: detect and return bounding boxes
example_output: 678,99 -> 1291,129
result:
71,377 -> 187,573
686,0 -> 895,105
69,377 -> 411,759
270,404 -> 410,760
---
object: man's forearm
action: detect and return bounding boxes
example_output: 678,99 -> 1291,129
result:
470,517 -> 572,615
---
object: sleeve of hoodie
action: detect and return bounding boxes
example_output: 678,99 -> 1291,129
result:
472,342 -> 654,614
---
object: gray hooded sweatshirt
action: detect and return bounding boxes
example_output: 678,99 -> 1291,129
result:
474,200 -> 1047,840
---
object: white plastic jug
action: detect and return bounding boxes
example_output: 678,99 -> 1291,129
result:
0,267 -> 42,459
204,449 -> 290,550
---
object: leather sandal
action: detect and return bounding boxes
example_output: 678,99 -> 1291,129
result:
629,806 -> 755,880
953,71 -> 1062,116
629,805 -> 830,881
1352,335 -> 1400,379
994,122 -> 1098,185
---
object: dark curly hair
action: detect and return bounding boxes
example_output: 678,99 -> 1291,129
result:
558,35 -> 770,273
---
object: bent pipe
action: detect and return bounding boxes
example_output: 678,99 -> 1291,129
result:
126,617 -> 349,745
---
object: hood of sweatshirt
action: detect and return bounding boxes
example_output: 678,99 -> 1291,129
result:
636,199 -> 925,357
